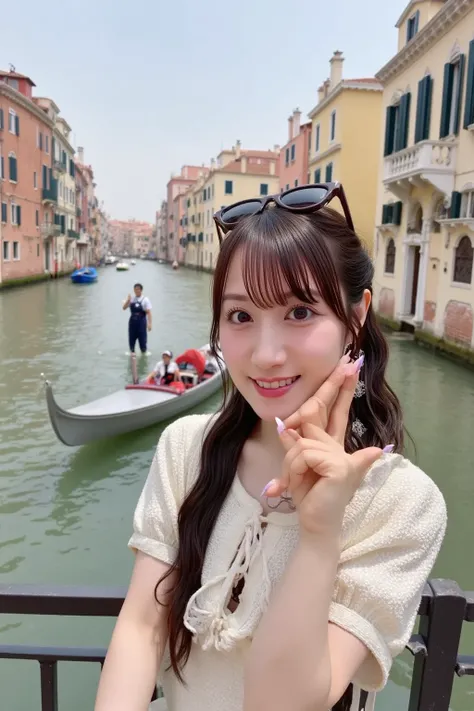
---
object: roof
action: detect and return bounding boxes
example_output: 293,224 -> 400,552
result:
395,0 -> 446,27
0,70 -> 36,86
308,78 -> 383,118
219,158 -> 279,176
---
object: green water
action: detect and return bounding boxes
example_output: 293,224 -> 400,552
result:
0,262 -> 473,710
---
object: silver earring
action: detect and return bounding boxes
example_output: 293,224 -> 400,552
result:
352,418 -> 367,437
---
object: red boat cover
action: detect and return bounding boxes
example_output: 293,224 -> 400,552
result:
176,348 -> 206,377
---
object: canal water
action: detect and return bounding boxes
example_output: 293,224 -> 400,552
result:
0,262 -> 473,710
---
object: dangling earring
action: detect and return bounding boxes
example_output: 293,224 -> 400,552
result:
350,347 -> 367,438
354,349 -> 366,399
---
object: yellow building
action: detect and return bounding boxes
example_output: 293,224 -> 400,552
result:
373,0 -> 474,352
182,142 -> 280,271
307,51 -> 383,250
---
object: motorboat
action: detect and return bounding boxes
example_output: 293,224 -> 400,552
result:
43,346 -> 224,446
172,260 -> 179,270
116,262 -> 129,271
70,267 -> 98,284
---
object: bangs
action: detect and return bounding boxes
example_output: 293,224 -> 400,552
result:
223,209 -> 345,315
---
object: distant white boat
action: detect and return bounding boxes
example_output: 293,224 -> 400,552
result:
172,260 -> 179,270
116,261 -> 129,271
131,259 -> 136,265
105,255 -> 117,265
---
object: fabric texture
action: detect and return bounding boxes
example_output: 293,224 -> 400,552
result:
129,413 -> 447,711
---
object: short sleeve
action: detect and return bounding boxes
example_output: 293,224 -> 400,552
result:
128,419 -> 187,565
144,297 -> 152,310
329,458 -> 447,692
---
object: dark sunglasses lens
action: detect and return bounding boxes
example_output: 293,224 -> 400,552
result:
281,186 -> 328,208
221,200 -> 262,224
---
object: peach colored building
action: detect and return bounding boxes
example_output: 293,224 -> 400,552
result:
0,69 -> 53,283
279,109 -> 312,191
166,165 -> 205,263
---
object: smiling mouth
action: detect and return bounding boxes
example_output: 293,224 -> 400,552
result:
252,376 -> 300,390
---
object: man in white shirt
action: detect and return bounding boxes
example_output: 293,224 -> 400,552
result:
122,283 -> 152,354
149,350 -> 182,386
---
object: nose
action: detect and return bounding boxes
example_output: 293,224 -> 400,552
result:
250,326 -> 287,370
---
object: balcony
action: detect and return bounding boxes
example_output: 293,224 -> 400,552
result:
53,158 -> 66,174
40,223 -> 61,239
42,181 -> 58,204
383,140 -> 456,200
76,207 -> 82,217
67,229 -> 79,240
77,231 -> 90,245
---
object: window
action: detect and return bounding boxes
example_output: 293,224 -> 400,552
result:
34,171 -> 37,189
9,153 -> 17,182
286,183 -> 289,191
294,179 -> 299,187
315,124 -> 320,152
330,110 -> 336,142
1,202 -> 7,223
384,93 -> 411,155
406,10 -> 420,43
9,109 -> 20,135
314,168 -> 321,183
225,180 -> 233,195
382,201 -> 403,225
460,190 -> 474,219
38,131 -> 44,150
0,154 -> 4,179
464,40 -> 474,129
325,163 -> 333,182
415,75 -> 433,143
0,108 -> 3,130
260,183 -> 268,196
440,55 -> 466,138
384,239 -> 396,274
3,241 -> 9,261
11,203 -> 21,225
285,147 -> 289,165
36,209 -> 39,226
453,236 -> 473,284
45,135 -> 49,154
13,241 -> 20,260
290,144 -> 295,161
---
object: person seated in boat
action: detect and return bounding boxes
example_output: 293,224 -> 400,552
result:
148,350 -> 182,386
123,283 -> 152,355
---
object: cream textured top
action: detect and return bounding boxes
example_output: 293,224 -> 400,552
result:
128,414 -> 447,711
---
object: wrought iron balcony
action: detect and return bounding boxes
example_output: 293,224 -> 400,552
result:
383,140 -> 456,199
67,229 -> 80,240
42,181 -> 58,204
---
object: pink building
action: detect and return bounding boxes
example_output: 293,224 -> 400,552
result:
0,69 -> 53,282
166,165 -> 204,263
279,109 -> 312,192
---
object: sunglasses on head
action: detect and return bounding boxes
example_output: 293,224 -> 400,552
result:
213,182 -> 354,244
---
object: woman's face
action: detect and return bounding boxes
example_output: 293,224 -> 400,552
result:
218,249 -> 349,423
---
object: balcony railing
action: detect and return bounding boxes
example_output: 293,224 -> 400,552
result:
53,159 -> 66,174
42,182 -> 58,204
383,140 -> 456,197
67,229 -> 80,240
0,579 -> 472,711
40,223 -> 61,239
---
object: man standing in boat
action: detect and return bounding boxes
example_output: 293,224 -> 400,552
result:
122,283 -> 152,355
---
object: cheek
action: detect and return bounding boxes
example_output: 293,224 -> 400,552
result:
218,324 -> 248,366
299,320 -> 345,363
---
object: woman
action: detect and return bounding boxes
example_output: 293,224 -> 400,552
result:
96,184 -> 447,711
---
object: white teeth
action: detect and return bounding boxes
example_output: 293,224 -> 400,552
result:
255,377 -> 298,389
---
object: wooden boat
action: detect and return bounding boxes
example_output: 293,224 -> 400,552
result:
71,267 -> 98,284
43,346 -> 224,446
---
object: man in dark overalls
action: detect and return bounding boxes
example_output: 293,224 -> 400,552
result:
122,283 -> 152,354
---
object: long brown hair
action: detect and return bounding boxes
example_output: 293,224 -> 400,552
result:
156,207 -> 404,703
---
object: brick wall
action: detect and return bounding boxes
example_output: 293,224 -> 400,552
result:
378,287 -> 395,319
443,300 -> 473,346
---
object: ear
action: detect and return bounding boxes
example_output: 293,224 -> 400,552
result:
354,289 -> 371,328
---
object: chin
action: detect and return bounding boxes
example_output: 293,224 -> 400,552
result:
238,379 -> 309,422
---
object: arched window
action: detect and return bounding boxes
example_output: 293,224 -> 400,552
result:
385,238 -> 396,274
453,236 -> 473,284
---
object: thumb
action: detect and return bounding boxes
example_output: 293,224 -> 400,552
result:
350,447 -> 383,478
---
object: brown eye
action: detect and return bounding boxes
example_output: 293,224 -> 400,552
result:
289,306 -> 314,321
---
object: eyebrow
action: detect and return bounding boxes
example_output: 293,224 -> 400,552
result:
222,291 -> 320,302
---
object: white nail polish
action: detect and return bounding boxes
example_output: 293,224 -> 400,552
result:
275,417 -> 286,434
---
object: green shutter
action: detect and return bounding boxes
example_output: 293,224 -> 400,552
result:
440,63 -> 454,138
415,78 -> 425,143
463,40 -> 474,129
381,205 -> 388,224
395,92 -> 411,151
9,156 -> 17,182
423,76 -> 433,140
383,106 -> 396,156
450,191 -> 462,218
415,76 -> 433,142
17,205 -> 21,226
1,202 -> 6,223
453,54 -> 465,135
314,168 -> 321,183
392,201 -> 403,225
15,115 -> 20,136
325,163 -> 333,182
0,108 -> 4,130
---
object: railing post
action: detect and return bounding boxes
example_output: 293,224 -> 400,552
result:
408,579 -> 466,711
40,661 -> 58,711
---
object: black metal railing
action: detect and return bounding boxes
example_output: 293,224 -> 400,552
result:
0,578 -> 472,711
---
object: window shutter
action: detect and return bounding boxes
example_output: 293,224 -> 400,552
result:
17,205 -> 21,226
396,92 -> 411,150
39,132 -> 43,150
42,164 -> 47,188
325,163 -> 333,182
450,191 -> 462,219
453,54 -> 466,135
1,202 -> 6,223
314,168 -> 321,183
464,40 -> 474,129
415,78 -> 425,143
15,115 -> 20,136
382,204 -> 388,224
440,63 -> 454,138
414,9 -> 420,34
0,108 -> 3,130
9,155 -> 17,182
0,156 -> 3,179
393,201 -> 403,225
383,106 -> 396,156
423,76 -> 433,141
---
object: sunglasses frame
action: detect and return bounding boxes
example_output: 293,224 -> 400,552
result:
213,182 -> 355,244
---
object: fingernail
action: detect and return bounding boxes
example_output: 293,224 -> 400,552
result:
275,417 -> 286,434
261,480 -> 274,497
354,354 -> 365,373
382,444 -> 395,454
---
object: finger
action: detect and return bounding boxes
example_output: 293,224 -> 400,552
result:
327,371 -> 360,445
300,422 -> 335,445
278,427 -> 301,454
264,441 -> 332,498
283,353 -> 352,431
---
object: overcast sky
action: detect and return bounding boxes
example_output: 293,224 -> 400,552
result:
2,0 -> 409,222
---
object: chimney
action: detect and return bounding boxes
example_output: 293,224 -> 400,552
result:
77,146 -> 84,164
273,144 -> 280,154
323,79 -> 331,97
317,85 -> 325,103
330,50 -> 344,89
211,157 -> 216,170
288,114 -> 294,141
292,108 -> 301,136
241,155 -> 248,173
269,160 -> 276,176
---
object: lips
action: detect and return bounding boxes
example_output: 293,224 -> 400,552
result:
251,375 -> 301,398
